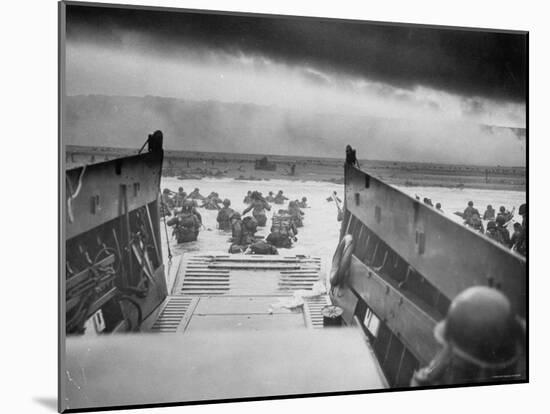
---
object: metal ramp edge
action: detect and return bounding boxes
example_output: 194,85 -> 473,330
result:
303,296 -> 331,328
149,296 -> 198,333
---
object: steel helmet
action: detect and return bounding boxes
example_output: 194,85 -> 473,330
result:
434,286 -> 522,369
223,198 -> 231,206
178,187 -> 184,192
468,201 -> 473,207
302,197 -> 307,201
500,206 -> 506,213
496,215 -> 506,226
231,212 -> 241,220
519,204 -> 526,216
487,221 -> 497,230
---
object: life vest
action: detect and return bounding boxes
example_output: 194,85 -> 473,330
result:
329,234 -> 354,286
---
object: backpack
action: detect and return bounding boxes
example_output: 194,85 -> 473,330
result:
249,241 -> 278,255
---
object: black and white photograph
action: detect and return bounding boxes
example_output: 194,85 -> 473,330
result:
59,1 -> 527,412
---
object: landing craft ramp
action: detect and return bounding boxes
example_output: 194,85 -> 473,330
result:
65,253 -> 388,410
142,254 -> 333,332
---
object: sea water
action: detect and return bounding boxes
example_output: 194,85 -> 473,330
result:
159,177 -> 526,287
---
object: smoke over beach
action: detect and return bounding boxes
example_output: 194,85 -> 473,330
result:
64,5 -> 526,166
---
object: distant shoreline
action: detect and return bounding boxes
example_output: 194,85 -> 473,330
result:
65,146 -> 526,192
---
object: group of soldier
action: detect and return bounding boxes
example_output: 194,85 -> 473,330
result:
161,187 -> 205,243
227,190 -> 308,254
461,200 -> 527,256
161,186 -> 309,254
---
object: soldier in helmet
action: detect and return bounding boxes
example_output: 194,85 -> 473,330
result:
242,191 -> 271,227
167,200 -> 201,243
243,191 -> 252,205
485,221 -> 500,242
228,212 -> 256,253
174,187 -> 187,208
274,190 -> 289,205
188,187 -> 205,200
216,199 -> 234,231
345,144 -> 358,167
411,286 -> 525,386
465,212 -> 484,234
287,200 -> 304,228
160,188 -> 175,217
483,204 -> 495,220
201,192 -> 222,210
500,205 -> 516,224
265,191 -> 276,202
266,213 -> 298,248
297,197 -> 308,208
463,201 -> 479,222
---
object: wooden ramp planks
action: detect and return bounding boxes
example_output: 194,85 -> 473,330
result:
173,253 -> 323,296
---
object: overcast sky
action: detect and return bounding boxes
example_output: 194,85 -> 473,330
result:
64,4 -> 527,165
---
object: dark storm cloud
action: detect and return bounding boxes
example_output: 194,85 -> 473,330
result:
66,4 -> 527,103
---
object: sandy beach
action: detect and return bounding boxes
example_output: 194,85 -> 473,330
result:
66,145 -> 526,192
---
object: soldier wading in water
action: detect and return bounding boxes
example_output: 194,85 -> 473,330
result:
216,199 -> 234,231
242,191 -> 271,227
167,200 -> 202,243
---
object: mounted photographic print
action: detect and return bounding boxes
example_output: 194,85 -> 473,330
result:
59,1 -> 527,412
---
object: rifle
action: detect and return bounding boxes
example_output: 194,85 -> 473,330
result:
332,193 -> 344,222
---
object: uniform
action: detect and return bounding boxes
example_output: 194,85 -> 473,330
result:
243,194 -> 271,227
483,206 -> 495,220
229,214 -> 256,253
189,189 -> 205,200
217,206 -> 234,231
411,287 -> 525,386
167,212 -> 200,243
267,214 -> 297,248
287,202 -> 304,228
201,197 -> 222,210
274,192 -> 288,205
174,191 -> 187,208
463,205 -> 480,221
